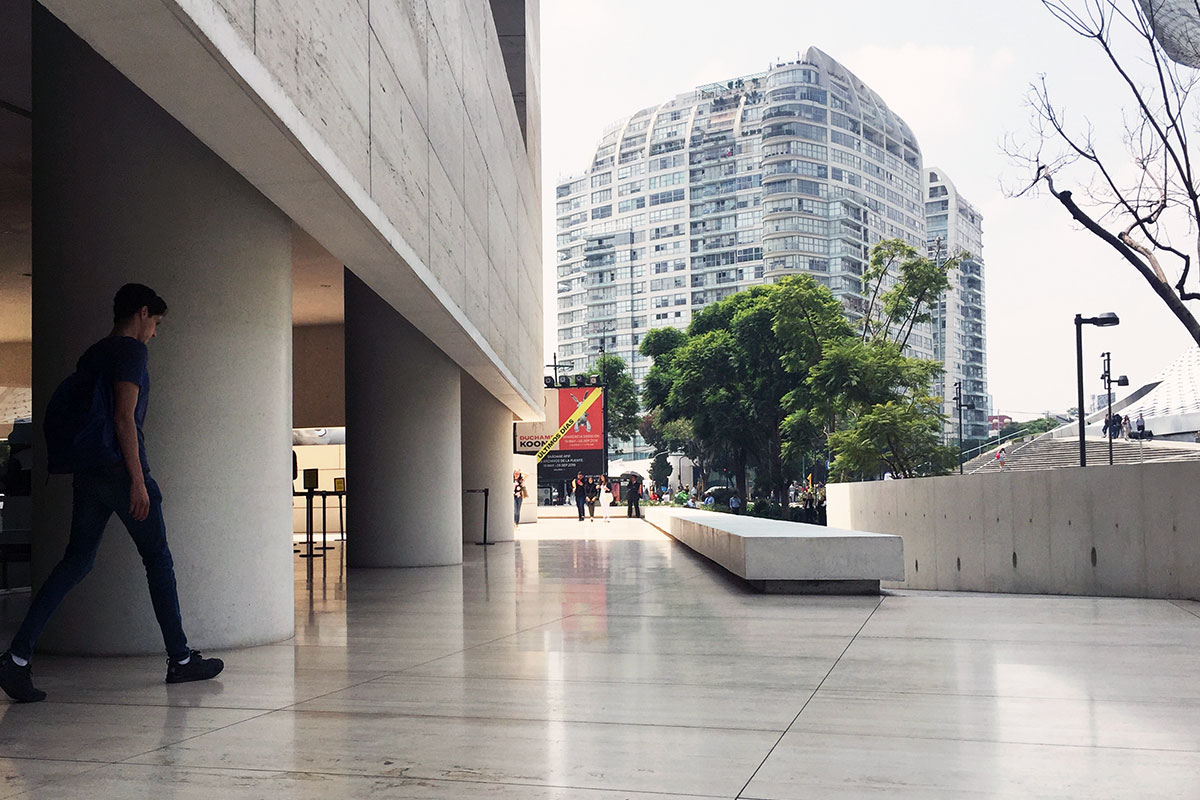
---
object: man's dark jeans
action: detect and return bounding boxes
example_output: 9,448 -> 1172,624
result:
8,465 -> 189,661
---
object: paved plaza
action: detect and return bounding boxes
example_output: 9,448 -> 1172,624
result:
1,514 -> 1199,798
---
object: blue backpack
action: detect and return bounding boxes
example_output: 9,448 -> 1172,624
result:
43,369 -> 119,474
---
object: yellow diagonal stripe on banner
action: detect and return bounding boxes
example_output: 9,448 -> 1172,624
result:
537,389 -> 602,463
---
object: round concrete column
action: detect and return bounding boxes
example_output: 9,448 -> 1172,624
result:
344,270 -> 463,567
460,373 -> 517,543
30,11 -> 294,655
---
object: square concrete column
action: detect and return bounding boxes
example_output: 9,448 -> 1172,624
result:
31,9 -> 294,654
344,270 -> 463,567
460,373 -> 517,544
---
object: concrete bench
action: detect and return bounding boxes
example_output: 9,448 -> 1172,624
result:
645,508 -> 904,594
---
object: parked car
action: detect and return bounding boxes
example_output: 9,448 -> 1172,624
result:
702,485 -> 734,505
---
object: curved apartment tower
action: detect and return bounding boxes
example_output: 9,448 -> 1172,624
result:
555,47 -> 931,385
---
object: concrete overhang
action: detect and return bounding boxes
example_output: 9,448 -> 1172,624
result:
39,0 -> 541,421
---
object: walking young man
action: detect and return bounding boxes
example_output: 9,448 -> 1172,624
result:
0,284 -> 223,703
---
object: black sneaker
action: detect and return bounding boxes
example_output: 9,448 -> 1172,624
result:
165,650 -> 224,684
0,651 -> 46,703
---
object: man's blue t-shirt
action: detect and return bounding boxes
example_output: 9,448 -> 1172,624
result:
77,336 -> 151,476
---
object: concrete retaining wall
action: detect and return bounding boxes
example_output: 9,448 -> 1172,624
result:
827,462 -> 1200,599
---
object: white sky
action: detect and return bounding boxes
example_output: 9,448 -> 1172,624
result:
539,0 -> 1200,419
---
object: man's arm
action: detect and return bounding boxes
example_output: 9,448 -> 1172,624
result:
113,381 -> 149,522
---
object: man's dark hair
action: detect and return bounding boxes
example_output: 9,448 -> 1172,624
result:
113,283 -> 167,322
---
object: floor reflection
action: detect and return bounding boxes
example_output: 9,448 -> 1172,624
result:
1,514 -> 1198,798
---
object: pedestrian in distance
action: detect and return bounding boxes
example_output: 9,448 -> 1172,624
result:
512,469 -> 527,526
627,475 -> 643,518
573,472 -> 587,521
598,475 -> 613,522
1136,412 -> 1146,438
728,492 -> 742,514
1121,414 -> 1131,441
1,284 -> 223,705
996,447 -> 1008,470
584,476 -> 598,520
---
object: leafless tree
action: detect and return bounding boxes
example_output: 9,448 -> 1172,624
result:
1008,0 -> 1200,346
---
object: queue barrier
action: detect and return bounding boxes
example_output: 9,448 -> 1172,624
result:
294,489 -> 346,581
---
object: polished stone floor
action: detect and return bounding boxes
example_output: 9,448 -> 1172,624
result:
2,514 -> 1199,798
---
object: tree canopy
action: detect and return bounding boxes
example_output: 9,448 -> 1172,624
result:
587,353 -> 639,444
639,239 -> 960,512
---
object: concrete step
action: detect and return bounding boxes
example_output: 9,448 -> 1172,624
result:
965,435 -> 1200,474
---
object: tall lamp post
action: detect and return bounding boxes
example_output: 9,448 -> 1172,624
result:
1099,351 -> 1130,466
1075,312 -> 1120,467
954,380 -> 975,475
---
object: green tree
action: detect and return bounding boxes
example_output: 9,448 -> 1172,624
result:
642,283 -> 826,510
648,452 -> 673,488
587,354 -> 639,444
641,240 -> 958,494
639,412 -> 704,481
997,416 -> 1061,439
773,260 -> 956,481
860,239 -> 960,347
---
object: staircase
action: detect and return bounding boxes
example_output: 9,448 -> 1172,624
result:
964,435 -> 1200,474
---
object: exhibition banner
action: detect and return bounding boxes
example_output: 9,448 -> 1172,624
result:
514,387 -> 606,480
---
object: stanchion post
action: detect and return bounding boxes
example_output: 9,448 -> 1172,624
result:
317,492 -> 333,550
298,469 -> 324,562
482,487 -> 490,545
465,488 -> 494,546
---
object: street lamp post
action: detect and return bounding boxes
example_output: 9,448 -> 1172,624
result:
1074,312 -> 1120,467
1099,351 -> 1130,466
954,381 -> 975,475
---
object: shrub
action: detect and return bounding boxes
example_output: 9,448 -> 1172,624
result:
748,501 -> 782,519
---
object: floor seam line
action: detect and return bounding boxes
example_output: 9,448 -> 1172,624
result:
768,725 -> 1200,754
61,761 -> 731,798
734,593 -> 886,799
1170,599 -> 1200,620
278,705 -> 787,733
111,705 -> 286,766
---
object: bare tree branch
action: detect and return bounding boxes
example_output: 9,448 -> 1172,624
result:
1007,0 -> 1200,348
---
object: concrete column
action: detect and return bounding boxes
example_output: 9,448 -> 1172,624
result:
31,10 -> 294,654
460,373 -> 516,543
344,270 -> 463,566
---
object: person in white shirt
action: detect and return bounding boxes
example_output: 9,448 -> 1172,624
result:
598,476 -> 613,522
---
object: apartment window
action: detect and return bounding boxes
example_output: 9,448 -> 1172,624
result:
618,162 -> 647,179
648,171 -> 686,189
592,205 -> 612,220
591,172 -> 612,188
649,189 -> 685,206
591,189 -> 611,204
649,154 -> 686,171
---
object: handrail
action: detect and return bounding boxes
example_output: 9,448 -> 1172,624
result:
959,425 -> 1044,463
965,426 -> 1063,475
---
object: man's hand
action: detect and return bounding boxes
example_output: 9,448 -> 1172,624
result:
129,480 -> 150,522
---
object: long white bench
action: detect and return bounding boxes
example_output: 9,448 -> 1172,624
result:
645,507 -> 904,594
